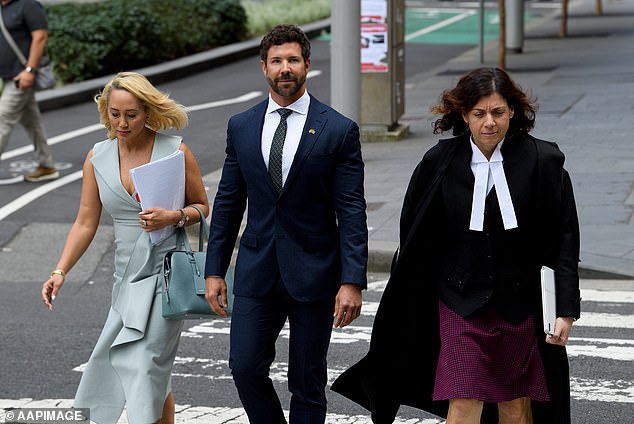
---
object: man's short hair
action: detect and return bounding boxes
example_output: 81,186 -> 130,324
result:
260,24 -> 311,63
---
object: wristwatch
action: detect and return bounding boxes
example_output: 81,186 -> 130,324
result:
175,208 -> 189,228
25,66 -> 36,74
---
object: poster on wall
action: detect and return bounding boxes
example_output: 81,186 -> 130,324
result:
361,0 -> 388,73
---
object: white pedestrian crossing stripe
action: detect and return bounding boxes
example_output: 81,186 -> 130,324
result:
567,337 -> 634,361
570,377 -> 634,403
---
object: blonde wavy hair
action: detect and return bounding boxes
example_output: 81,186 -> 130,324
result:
95,72 -> 188,139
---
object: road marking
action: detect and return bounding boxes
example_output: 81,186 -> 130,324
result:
177,90 -> 261,112
581,289 -> 634,303
0,124 -> 104,161
0,175 -> 23,185
405,10 -> 477,42
181,320 -> 373,344
575,312 -> 634,329
0,171 -> 83,221
568,337 -> 634,361
571,377 -> 634,403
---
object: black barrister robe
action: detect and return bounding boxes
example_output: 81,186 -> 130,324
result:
331,133 -> 581,423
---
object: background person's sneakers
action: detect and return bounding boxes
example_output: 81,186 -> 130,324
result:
24,165 -> 59,182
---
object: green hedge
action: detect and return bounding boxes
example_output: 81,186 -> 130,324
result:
45,0 -> 247,83
242,0 -> 330,37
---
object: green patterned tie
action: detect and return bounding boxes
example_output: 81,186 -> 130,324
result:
268,108 -> 292,193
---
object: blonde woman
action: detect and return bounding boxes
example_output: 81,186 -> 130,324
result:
41,72 -> 209,424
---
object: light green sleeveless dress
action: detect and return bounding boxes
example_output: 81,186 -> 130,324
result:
73,133 -> 184,424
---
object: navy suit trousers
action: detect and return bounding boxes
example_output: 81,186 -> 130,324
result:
229,278 -> 335,423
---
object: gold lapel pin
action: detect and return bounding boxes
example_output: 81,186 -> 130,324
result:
309,129 -> 316,135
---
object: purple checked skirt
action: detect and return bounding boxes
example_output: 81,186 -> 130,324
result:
433,300 -> 550,402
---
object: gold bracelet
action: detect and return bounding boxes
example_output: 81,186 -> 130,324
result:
51,269 -> 67,278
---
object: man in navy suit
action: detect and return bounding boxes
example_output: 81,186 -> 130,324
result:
204,24 -> 368,423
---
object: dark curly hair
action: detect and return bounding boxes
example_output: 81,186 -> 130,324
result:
431,67 -> 537,137
260,24 -> 311,63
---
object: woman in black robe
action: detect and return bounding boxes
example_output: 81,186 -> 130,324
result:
331,67 -> 580,424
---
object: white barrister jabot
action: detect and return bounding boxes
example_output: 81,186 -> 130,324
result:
469,139 -> 518,231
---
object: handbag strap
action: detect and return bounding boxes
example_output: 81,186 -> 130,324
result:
189,205 -> 209,251
175,205 -> 209,252
0,15 -> 28,66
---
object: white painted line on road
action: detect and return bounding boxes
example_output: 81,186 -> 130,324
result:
0,175 -> 24,185
181,320 -> 373,344
575,312 -> 634,329
368,280 -> 388,292
571,377 -> 634,403
0,123 -> 104,161
568,337 -> 634,361
581,289 -> 634,303
184,91 -> 262,112
0,170 -> 83,221
405,10 -> 477,42
570,337 -> 634,346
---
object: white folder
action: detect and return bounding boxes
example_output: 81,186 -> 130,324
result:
130,149 -> 185,245
540,265 -> 557,335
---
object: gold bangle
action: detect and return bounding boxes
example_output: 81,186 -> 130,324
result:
51,269 -> 66,278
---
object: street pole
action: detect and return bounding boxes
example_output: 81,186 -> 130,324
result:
498,0 -> 506,69
330,0 -> 360,123
561,0 -> 568,37
479,0 -> 485,64
505,0 -> 524,53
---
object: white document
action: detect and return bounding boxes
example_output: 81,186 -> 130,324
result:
130,149 -> 185,245
540,265 -> 557,335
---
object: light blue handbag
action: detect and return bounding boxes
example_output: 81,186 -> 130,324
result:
161,205 -> 234,319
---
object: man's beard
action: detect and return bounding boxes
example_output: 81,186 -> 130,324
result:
267,72 -> 306,99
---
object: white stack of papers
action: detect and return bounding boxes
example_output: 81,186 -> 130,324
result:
130,149 -> 185,245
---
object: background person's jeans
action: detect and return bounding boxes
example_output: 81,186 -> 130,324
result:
0,79 -> 54,168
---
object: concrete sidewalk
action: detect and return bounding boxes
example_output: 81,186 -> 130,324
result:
36,0 -> 634,278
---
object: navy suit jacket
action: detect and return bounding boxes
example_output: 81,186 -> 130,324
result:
205,94 -> 368,302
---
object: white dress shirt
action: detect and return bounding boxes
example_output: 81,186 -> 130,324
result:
469,139 -> 518,231
261,91 -> 311,188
